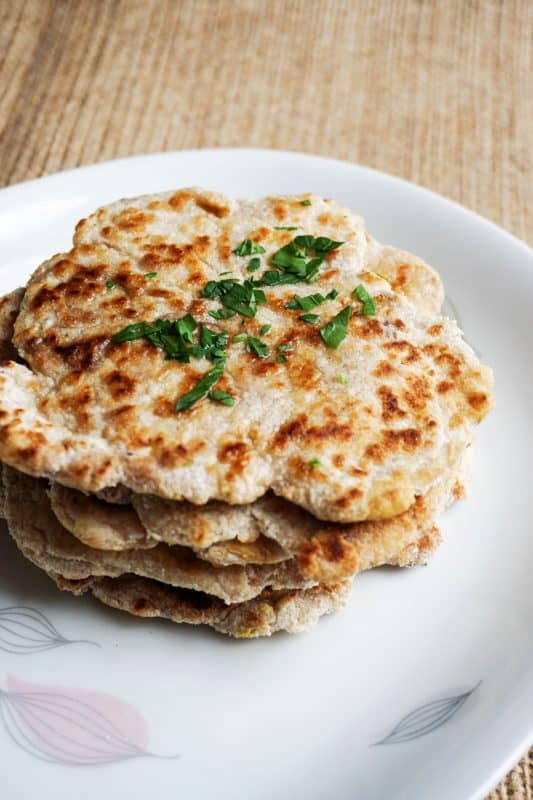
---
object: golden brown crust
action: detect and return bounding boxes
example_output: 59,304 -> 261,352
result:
0,191 -> 492,521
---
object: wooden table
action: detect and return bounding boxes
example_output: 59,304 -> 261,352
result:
1,2 -> 531,796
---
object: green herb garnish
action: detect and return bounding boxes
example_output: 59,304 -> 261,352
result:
202,277 -> 261,318
208,390 -> 235,407
144,272 -> 158,278
233,239 -> 266,256
320,306 -> 351,349
338,373 -> 349,385
247,257 -> 261,272
278,343 -> 293,352
285,289 -> 339,311
112,321 -> 161,343
274,226 -> 298,231
308,458 -> 321,468
299,313 -> 319,324
257,271 -> 301,287
247,336 -> 269,358
353,284 -> 376,316
233,332 -> 248,343
260,324 -> 272,335
276,354 -> 287,364
175,366 -> 223,412
300,199 -> 312,206
106,280 -> 116,290
209,308 -> 236,320
268,235 -> 344,285
112,315 -> 228,366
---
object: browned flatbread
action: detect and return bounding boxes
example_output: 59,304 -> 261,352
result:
2,465 -> 450,603
0,190 -> 492,522
51,573 -> 352,639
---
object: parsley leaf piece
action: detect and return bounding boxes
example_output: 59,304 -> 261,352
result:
320,306 -> 351,349
300,313 -> 319,324
254,288 -> 267,304
233,333 -> 248,343
144,272 -> 158,278
112,321 -> 157,343
312,236 -> 343,252
276,354 -> 287,364
285,293 -> 326,311
247,257 -> 261,272
175,366 -> 223,412
260,324 -> 272,335
274,226 -> 298,231
247,336 -> 269,358
199,326 -> 229,365
233,239 -> 266,256
209,308 -> 236,320
257,271 -> 301,287
219,271 -> 233,276
208,390 -> 235,407
221,281 -> 258,318
325,288 -> 339,300
175,314 -> 197,344
353,284 -> 376,316
271,244 -> 308,276
106,280 -> 116,290
308,458 -> 321,468
338,373 -> 349,385
300,199 -> 312,206
278,343 -> 293,352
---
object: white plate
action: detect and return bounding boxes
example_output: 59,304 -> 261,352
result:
0,149 -> 531,800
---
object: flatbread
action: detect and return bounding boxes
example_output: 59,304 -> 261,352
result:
0,190 -> 492,521
3,464 -> 449,603
51,574 -> 352,638
49,451 -> 468,569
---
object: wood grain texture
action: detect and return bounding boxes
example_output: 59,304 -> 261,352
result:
0,1 -> 531,795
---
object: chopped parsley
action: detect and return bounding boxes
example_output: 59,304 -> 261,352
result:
208,390 -> 235,407
300,199 -> 312,206
259,324 -> 272,335
274,226 -> 298,231
257,271 -> 302,287
308,458 -> 321,468
247,257 -> 261,272
278,343 -> 293,352
201,277 -> 265,318
144,272 -> 158,278
209,308 -> 236,320
266,235 -> 344,285
233,239 -> 266,256
233,332 -> 248,343
276,354 -> 287,364
353,284 -> 376,316
112,315 -> 227,366
299,313 -> 319,324
105,280 -> 116,290
338,373 -> 349,385
175,366 -> 223,412
320,306 -> 351,349
247,336 -> 269,358
285,289 -> 337,311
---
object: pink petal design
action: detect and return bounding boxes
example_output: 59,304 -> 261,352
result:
0,675 -> 159,765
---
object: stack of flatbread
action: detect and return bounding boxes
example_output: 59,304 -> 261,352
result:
0,189 -> 493,637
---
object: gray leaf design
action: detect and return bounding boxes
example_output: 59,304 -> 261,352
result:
0,675 -> 178,765
0,607 -> 99,654
375,681 -> 481,745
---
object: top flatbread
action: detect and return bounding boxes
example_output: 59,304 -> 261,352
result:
0,190 -> 492,521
